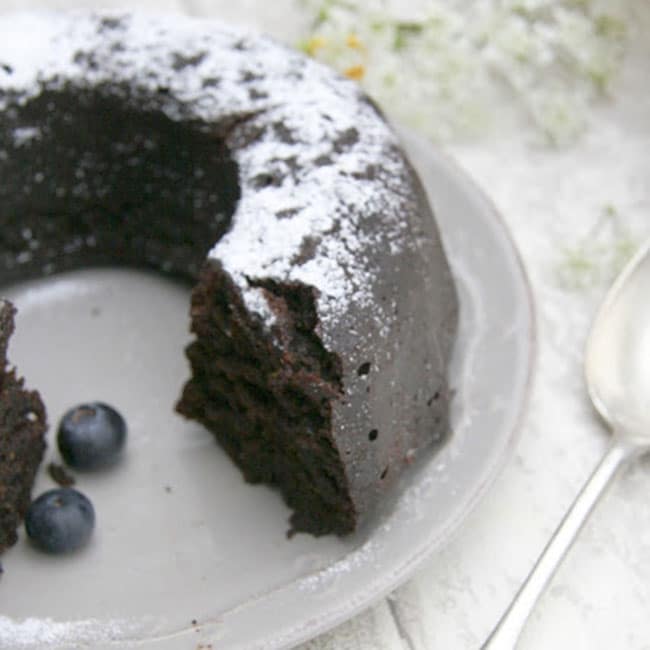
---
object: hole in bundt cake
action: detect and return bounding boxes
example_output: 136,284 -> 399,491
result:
357,361 -> 371,376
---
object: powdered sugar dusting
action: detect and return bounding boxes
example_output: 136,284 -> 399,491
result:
0,10 -> 411,344
297,538 -> 381,593
12,127 -> 41,147
242,286 -> 277,328
0,615 -> 144,648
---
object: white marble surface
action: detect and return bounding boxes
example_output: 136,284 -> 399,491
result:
1,2 -> 649,649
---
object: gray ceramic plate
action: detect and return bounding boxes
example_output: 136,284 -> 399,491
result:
0,132 -> 534,650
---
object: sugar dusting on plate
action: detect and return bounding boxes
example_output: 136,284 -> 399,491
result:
0,615 -> 145,648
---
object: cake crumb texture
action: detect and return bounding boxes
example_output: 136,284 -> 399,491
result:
0,301 -> 47,554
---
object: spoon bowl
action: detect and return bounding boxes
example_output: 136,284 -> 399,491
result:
482,237 -> 650,649
586,238 -> 650,446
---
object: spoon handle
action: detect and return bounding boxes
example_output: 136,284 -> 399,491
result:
481,439 -> 635,650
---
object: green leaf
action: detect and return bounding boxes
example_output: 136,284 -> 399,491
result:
394,22 -> 424,51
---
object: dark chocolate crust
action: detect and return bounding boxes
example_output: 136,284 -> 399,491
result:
0,302 -> 47,553
0,12 -> 458,536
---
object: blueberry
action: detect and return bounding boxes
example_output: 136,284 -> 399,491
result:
25,488 -> 95,553
57,402 -> 127,470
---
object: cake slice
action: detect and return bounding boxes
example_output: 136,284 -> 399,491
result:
0,301 -> 47,554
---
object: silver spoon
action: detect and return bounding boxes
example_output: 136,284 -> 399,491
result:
482,238 -> 650,649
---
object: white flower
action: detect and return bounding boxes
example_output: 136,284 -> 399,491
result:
298,0 -> 629,144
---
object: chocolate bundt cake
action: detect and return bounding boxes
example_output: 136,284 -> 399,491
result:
0,301 -> 47,554
0,11 -> 458,536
